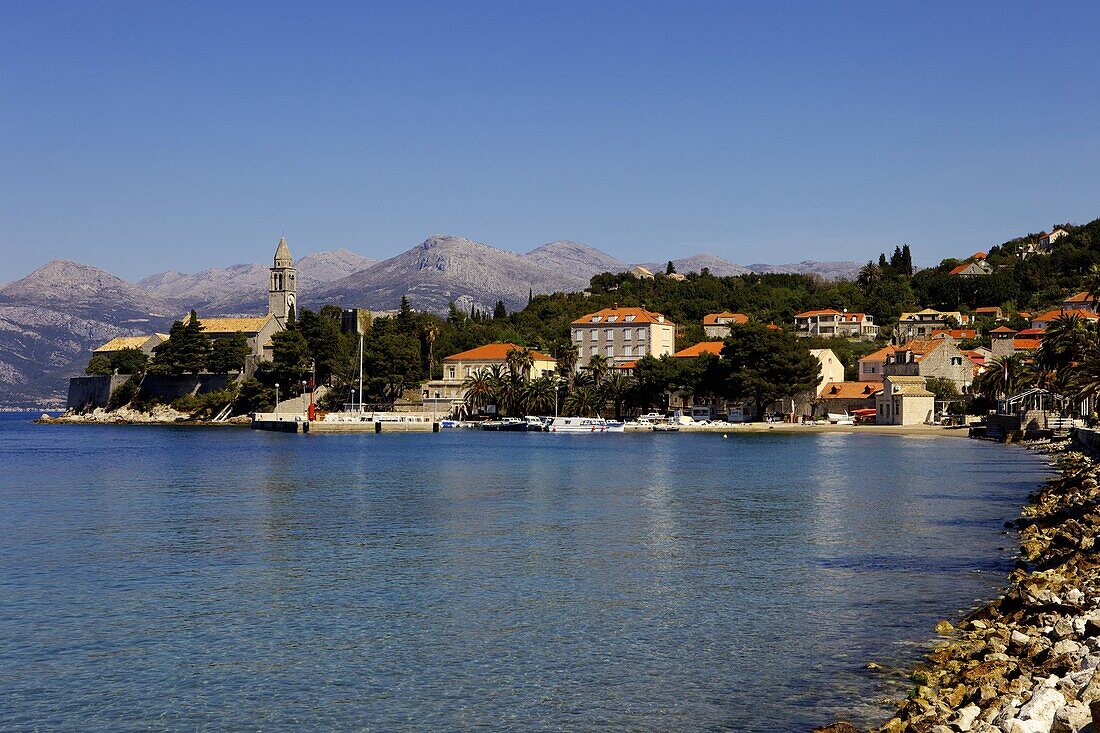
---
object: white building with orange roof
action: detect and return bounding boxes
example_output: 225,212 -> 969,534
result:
702,312 -> 749,338
1039,227 -> 1069,250
422,343 -> 556,412
570,305 -> 675,367
1030,308 -> 1099,330
792,309 -> 877,340
896,309 -> 971,341
672,341 -> 724,358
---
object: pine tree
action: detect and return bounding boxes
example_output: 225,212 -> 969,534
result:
901,244 -> 913,277
493,300 -> 507,320
666,260 -> 677,275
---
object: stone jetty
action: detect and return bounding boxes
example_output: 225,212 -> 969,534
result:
819,438 -> 1100,733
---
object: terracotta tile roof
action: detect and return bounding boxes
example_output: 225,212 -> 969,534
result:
974,306 -> 1001,314
197,316 -> 272,334
794,308 -> 842,318
94,336 -> 155,352
820,381 -> 882,400
1064,291 -> 1096,304
572,306 -> 672,326
1013,337 -> 1043,351
766,323 -> 782,331
702,311 -> 749,326
931,329 -> 977,340
990,325 -> 1017,334
613,361 -> 637,370
949,263 -> 974,275
860,345 -> 898,362
443,343 -> 555,362
673,341 -> 724,358
972,252 -> 987,260
1032,308 -> 1099,323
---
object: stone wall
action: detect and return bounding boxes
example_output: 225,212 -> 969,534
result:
66,373 -> 237,410
66,375 -> 132,410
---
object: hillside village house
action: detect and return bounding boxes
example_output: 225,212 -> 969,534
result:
1062,291 -> 1098,313
949,256 -> 993,277
571,306 -> 675,368
197,315 -> 282,367
1031,308 -> 1100,330
93,334 -> 168,359
882,339 -> 974,393
792,309 -> 878,339
990,325 -> 1019,358
858,344 -> 893,382
1040,228 -> 1070,250
974,306 -> 1004,320
628,265 -> 655,280
896,309 -> 972,341
422,343 -> 556,414
702,312 -> 749,338
876,375 -> 935,425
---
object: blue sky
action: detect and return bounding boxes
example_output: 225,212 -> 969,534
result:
2,1 -> 1098,280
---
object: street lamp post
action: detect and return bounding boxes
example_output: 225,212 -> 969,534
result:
275,382 -> 280,419
302,380 -> 308,414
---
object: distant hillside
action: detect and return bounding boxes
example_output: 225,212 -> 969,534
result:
748,260 -> 862,280
525,241 -> 629,277
0,261 -> 177,407
640,254 -> 752,277
312,235 -> 590,313
140,248 -> 375,315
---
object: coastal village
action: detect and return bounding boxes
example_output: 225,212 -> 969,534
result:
61,222 -> 1100,438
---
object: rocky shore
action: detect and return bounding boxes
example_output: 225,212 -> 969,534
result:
818,436 -> 1100,733
38,406 -> 249,426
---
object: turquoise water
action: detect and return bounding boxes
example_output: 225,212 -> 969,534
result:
0,415 -> 1049,731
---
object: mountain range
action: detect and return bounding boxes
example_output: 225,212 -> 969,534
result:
0,235 -> 861,407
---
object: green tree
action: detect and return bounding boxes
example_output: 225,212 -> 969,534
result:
85,355 -> 113,375
715,324 -> 821,420
493,300 -> 507,320
270,327 -> 311,392
110,347 -> 150,375
666,260 -> 676,275
152,311 -> 211,375
208,333 -> 250,373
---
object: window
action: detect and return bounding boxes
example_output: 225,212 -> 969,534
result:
607,316 -> 618,323
605,328 -> 613,339
574,331 -> 582,341
636,328 -> 646,340
592,316 -> 602,323
606,346 -> 614,358
624,315 -> 636,322
448,367 -> 456,379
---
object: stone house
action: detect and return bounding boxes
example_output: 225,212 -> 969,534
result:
571,306 -> 675,367
92,334 -> 168,359
876,375 -> 934,425
702,312 -> 749,338
882,339 -> 974,393
1061,291 -> 1098,313
197,315 -> 282,370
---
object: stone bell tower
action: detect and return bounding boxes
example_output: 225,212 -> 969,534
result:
269,236 -> 297,325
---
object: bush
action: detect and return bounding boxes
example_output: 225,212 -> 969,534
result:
170,389 -> 237,419
107,376 -> 140,410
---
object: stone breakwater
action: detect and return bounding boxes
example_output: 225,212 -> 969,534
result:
818,442 -> 1100,733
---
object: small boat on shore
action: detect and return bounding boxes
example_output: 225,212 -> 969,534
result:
652,423 -> 680,432
548,417 -> 622,433
480,417 -> 528,431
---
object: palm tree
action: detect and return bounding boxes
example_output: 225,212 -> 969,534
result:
524,375 -> 557,415
554,342 -> 579,388
601,371 -> 634,419
976,354 -> 1028,400
506,346 -> 535,379
422,324 -> 439,380
587,353 -> 611,387
1036,315 -> 1094,387
856,261 -> 883,289
1084,263 -> 1100,305
1074,343 -> 1100,407
462,370 -> 495,415
563,384 -> 596,417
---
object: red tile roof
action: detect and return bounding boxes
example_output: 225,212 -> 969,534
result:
572,307 -> 672,326
972,252 -> 987,260
931,329 -> 977,340
990,325 -> 1017,334
702,311 -> 749,326
673,341 -> 724,358
1063,291 -> 1098,304
1032,308 -> 1099,324
444,343 -> 554,362
821,381 -> 882,400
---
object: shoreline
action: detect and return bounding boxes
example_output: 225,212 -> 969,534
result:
818,432 -> 1100,733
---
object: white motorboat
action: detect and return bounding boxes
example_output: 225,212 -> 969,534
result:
548,417 -> 611,433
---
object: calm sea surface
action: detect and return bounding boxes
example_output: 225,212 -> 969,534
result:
0,414 -> 1050,732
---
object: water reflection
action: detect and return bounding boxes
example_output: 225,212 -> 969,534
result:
0,418 -> 1050,732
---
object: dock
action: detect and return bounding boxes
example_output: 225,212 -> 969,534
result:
250,412 -> 439,433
